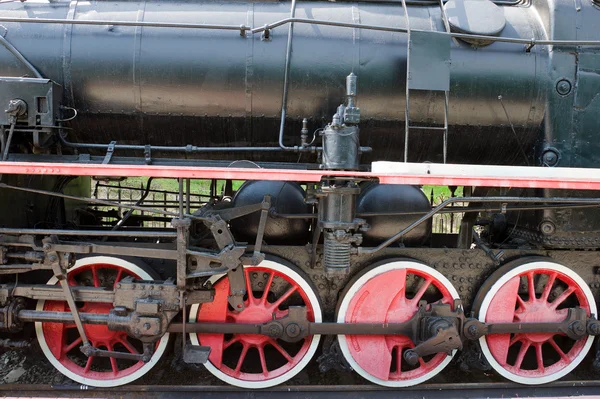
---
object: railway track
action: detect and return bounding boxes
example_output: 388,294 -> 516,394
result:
1,381 -> 599,399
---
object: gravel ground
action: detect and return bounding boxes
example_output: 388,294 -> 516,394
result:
0,334 -> 597,388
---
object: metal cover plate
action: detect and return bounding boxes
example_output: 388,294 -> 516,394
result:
444,0 -> 506,37
408,30 -> 451,91
183,344 -> 211,364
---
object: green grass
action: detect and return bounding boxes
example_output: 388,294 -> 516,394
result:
105,177 -> 244,196
97,178 -> 465,206
422,185 -> 464,205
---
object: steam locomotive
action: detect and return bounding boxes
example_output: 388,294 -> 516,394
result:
0,0 -> 598,389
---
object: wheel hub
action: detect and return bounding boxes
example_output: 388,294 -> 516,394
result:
81,303 -> 118,343
514,302 -> 566,343
229,304 -> 275,346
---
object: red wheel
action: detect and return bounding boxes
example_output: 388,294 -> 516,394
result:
189,259 -> 322,388
336,259 -> 460,387
35,256 -> 170,387
474,258 -> 596,384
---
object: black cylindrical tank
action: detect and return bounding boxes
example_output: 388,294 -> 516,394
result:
0,0 -> 555,165
357,184 -> 431,246
230,181 -> 310,245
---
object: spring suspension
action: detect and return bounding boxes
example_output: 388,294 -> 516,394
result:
323,231 -> 352,273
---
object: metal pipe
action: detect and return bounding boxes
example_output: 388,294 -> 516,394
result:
17,309 -> 108,324
1,123 -> 15,161
58,130 -> 372,155
273,202 -> 600,219
0,35 -> 42,78
402,0 -> 411,163
250,18 -> 600,47
112,177 -> 154,231
0,227 -> 177,237
58,133 -> 283,153
277,0 -> 298,152
0,17 -> 250,32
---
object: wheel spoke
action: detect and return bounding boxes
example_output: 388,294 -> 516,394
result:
412,278 -> 432,304
113,269 -> 124,288
92,266 -> 100,288
527,272 -> 535,302
224,337 -> 239,350
514,341 -> 530,369
244,269 -> 255,305
261,272 -> 275,304
509,334 -> 522,346
541,272 -> 557,302
63,337 -> 83,356
550,286 -> 576,309
269,286 -> 298,310
107,343 -> 119,375
258,345 -> 268,377
548,337 -> 569,362
395,346 -> 402,373
118,338 -> 140,355
83,356 -> 94,373
515,295 -> 526,310
535,343 -> 545,372
268,338 -> 293,363
234,343 -> 249,374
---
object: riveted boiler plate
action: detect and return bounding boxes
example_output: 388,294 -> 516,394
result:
444,0 -> 506,38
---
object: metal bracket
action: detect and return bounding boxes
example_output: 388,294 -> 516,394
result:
144,145 -> 152,165
186,244 -> 247,278
253,195 -> 271,261
102,140 -> 117,164
227,266 -> 247,311
86,342 -> 153,363
43,236 -> 93,356
183,344 -> 211,364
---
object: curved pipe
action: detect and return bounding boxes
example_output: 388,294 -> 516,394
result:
0,34 -> 42,78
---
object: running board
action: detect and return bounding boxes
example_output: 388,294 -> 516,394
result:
1,161 -> 600,190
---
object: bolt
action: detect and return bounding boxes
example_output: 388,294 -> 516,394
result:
403,350 -> 419,366
48,255 -> 57,263
268,324 -> 282,337
467,324 -> 479,338
588,322 -> 600,336
286,323 -> 301,338
540,221 -> 556,236
570,321 -> 586,336
542,149 -> 559,167
43,243 -> 51,251
144,323 -> 151,330
556,79 -> 572,96
116,283 -> 121,289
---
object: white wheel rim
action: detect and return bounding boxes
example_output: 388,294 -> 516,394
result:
477,260 -> 596,385
336,260 -> 459,387
189,259 -> 322,389
35,256 -> 170,387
